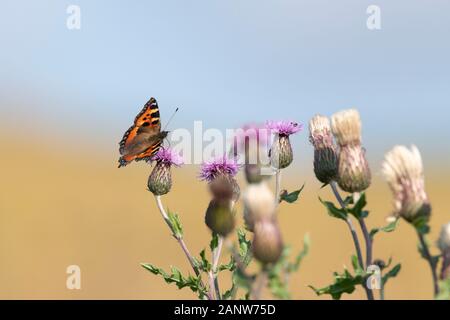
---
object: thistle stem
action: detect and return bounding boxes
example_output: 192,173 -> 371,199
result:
358,218 -> 373,267
352,192 -> 373,267
275,169 -> 282,205
417,231 -> 439,297
212,236 -> 224,300
154,195 -> 212,300
329,182 -> 374,300
251,269 -> 268,300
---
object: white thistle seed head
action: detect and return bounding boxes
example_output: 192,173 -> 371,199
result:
381,145 -> 431,223
331,109 -> 362,146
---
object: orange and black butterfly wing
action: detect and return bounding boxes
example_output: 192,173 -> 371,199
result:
119,98 -> 161,155
134,139 -> 163,163
118,98 -> 162,167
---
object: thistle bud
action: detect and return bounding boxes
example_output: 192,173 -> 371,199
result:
205,200 -> 235,237
309,115 -> 338,184
266,120 -> 302,169
270,135 -> 294,169
147,148 -> 183,196
243,182 -> 276,231
252,219 -> 283,264
148,163 -> 172,196
233,124 -> 271,184
331,109 -> 371,192
438,222 -> 450,280
381,145 -> 431,224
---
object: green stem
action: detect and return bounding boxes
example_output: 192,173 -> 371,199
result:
154,195 -> 212,300
417,231 -> 439,297
275,169 -> 282,205
329,182 -> 374,300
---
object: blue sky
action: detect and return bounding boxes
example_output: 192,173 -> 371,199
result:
1,0 -> 449,163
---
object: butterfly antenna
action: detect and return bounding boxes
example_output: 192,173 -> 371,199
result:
163,107 -> 179,131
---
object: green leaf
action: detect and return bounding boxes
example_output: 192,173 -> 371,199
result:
268,274 -> 291,300
141,263 -> 207,299
287,233 -> 310,273
381,264 -> 401,286
319,197 -> 348,221
348,193 -> 369,219
218,258 -> 235,272
437,278 -> 450,300
370,219 -> 399,238
280,184 -> 305,204
210,232 -> 219,251
309,268 -> 364,300
198,249 -> 211,272
167,210 -> 183,239
351,255 -> 364,274
237,229 -> 252,263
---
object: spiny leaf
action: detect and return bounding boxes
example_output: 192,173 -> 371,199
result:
218,258 -> 235,272
437,278 -> 450,300
280,184 -> 305,204
309,268 -> 364,300
141,263 -> 207,298
287,233 -> 310,273
382,264 -> 401,286
351,255 -> 364,274
370,219 -> 399,238
198,249 -> 211,272
210,233 -> 219,251
237,229 -> 252,262
167,210 -> 183,239
347,193 -> 369,219
319,197 -> 348,221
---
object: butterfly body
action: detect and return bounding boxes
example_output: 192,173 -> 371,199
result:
118,98 -> 168,168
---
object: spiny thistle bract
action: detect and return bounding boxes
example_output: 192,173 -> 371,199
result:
381,145 -> 431,224
266,120 -> 302,169
147,147 -> 184,196
331,109 -> 371,193
309,115 -> 338,184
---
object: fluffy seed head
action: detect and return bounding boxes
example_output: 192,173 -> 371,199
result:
331,109 -> 362,146
382,145 -> 431,223
337,145 -> 371,192
309,115 -> 334,149
243,182 -> 276,231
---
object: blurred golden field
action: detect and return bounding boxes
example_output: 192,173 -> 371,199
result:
1,132 -> 449,300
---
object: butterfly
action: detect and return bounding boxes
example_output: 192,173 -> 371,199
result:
118,97 -> 168,168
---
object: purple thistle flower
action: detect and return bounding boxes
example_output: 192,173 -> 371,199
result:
233,123 -> 271,152
199,155 -> 240,182
265,120 -> 303,136
151,147 -> 184,167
